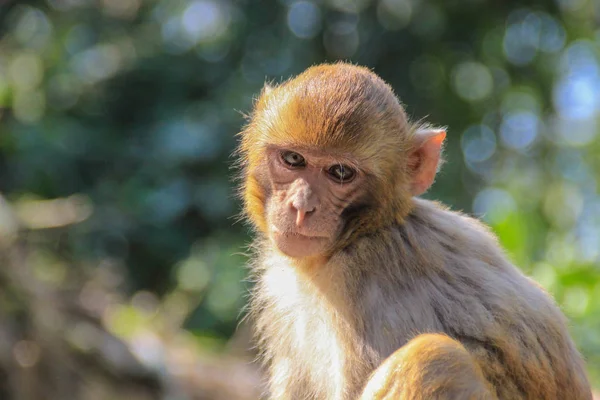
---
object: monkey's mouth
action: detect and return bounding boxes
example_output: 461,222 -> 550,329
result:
279,231 -> 324,239
271,229 -> 329,258
271,226 -> 328,239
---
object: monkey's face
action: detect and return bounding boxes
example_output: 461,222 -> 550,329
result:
264,147 -> 364,259
240,64 -> 444,249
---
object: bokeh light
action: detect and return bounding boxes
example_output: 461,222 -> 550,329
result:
500,111 -> 540,151
461,124 -> 497,164
377,0 -> 412,30
452,62 -> 493,102
287,1 -> 322,39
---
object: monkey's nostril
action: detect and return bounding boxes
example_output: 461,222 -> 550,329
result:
295,206 -> 316,226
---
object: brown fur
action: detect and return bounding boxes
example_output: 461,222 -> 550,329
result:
238,63 -> 592,400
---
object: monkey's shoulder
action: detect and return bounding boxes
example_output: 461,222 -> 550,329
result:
354,198 -> 565,327
406,198 -> 554,299
408,198 -> 499,244
347,198 -> 509,274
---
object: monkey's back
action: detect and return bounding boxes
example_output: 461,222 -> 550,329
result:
353,198 -> 590,399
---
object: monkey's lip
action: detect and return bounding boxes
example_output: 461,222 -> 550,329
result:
271,228 -> 330,258
276,231 -> 327,240
272,228 -> 328,240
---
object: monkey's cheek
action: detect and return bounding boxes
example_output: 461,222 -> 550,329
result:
271,233 -> 329,259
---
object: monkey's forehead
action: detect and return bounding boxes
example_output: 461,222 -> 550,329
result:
242,64 -> 412,173
244,117 -> 407,182
253,88 -> 408,157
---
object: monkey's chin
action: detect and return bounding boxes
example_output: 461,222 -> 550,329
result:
271,231 -> 329,259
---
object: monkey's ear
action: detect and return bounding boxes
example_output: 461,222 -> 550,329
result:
408,128 -> 446,196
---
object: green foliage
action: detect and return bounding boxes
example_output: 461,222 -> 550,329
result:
0,0 -> 599,387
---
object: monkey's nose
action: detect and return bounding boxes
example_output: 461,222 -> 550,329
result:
290,200 -> 316,226
295,207 -> 315,226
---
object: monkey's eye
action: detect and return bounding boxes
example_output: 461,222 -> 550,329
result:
328,164 -> 356,183
281,151 -> 306,167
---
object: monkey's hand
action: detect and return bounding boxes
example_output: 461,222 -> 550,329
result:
359,333 -> 496,400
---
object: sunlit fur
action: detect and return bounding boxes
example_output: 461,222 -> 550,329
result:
237,63 -> 592,399
359,334 -> 494,400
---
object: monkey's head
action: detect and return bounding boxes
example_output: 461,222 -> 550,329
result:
238,63 -> 445,259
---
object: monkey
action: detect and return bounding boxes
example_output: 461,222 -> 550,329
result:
236,63 -> 592,400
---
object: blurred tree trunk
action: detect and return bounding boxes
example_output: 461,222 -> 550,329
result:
0,238 -> 163,400
0,196 -> 263,400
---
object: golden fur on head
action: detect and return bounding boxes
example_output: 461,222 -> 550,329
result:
238,63 -> 418,238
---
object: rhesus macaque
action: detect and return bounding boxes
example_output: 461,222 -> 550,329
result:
237,63 -> 592,400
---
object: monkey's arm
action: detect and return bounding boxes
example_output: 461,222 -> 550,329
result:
359,334 -> 496,400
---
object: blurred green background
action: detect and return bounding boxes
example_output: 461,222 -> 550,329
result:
0,0 -> 599,398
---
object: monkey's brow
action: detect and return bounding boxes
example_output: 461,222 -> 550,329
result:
267,144 -> 361,166
332,159 -> 362,172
